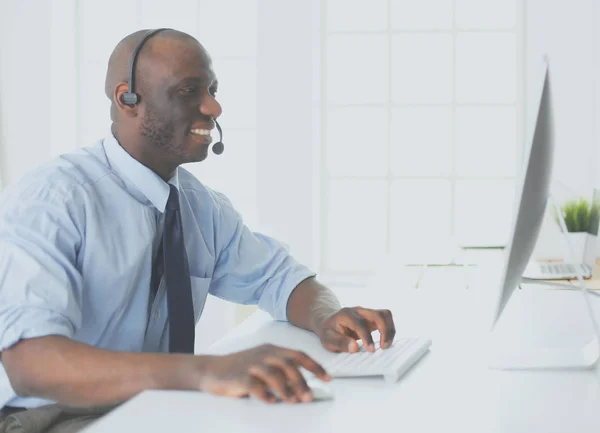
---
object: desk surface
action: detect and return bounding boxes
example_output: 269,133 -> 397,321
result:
83,267 -> 600,433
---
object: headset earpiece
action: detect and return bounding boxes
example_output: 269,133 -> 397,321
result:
120,92 -> 139,106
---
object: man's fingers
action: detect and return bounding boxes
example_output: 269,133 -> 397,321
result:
249,365 -> 296,403
287,350 -> 331,381
321,328 -> 359,353
380,309 -> 396,347
340,312 -> 375,352
355,308 -> 396,349
245,376 -> 277,404
266,356 -> 313,403
341,328 -> 360,341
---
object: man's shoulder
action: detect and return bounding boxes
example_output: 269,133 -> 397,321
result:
1,141 -> 110,204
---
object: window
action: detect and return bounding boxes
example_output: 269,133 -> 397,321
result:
320,0 -> 523,279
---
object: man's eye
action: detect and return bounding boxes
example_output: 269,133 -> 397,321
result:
209,89 -> 218,97
180,86 -> 197,95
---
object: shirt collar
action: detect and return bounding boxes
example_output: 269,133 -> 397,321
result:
102,131 -> 180,213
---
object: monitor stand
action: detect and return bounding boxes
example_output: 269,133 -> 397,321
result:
488,195 -> 600,370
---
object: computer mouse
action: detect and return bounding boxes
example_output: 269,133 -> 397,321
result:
256,380 -> 335,403
306,379 -> 335,401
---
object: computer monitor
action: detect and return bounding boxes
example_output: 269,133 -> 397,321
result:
486,61 -> 600,369
490,60 -> 554,328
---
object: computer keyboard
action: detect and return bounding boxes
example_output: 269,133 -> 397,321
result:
317,337 -> 432,383
541,263 -> 577,275
524,262 -> 593,279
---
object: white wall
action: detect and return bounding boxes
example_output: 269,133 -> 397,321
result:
527,0 -> 600,260
256,0 -> 320,271
0,0 -> 54,185
597,0 -> 600,192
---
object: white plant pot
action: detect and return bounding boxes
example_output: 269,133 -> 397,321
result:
560,232 -> 596,264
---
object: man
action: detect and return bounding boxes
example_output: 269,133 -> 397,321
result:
0,29 -> 396,431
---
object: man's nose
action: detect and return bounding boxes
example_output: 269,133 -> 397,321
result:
200,94 -> 222,119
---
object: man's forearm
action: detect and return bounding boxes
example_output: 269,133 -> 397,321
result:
286,277 -> 341,333
0,336 -> 215,407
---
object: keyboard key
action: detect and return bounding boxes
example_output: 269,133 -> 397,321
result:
323,338 -> 415,375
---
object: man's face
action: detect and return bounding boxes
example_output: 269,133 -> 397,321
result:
138,39 -> 222,164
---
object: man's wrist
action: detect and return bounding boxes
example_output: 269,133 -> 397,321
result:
189,354 -> 219,392
286,277 -> 342,334
307,286 -> 342,333
151,354 -> 218,392
308,307 -> 340,335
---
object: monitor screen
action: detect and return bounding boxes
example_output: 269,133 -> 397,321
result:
490,61 -> 555,328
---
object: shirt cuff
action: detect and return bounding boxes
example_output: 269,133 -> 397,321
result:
0,308 -> 75,351
258,262 -> 316,322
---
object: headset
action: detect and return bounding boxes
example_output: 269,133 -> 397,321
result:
120,28 -> 224,155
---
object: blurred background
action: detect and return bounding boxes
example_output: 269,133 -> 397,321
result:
1,0 -> 599,346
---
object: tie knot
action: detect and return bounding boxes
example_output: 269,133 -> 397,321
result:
166,184 -> 180,211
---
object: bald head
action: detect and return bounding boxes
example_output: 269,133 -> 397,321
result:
104,29 -> 207,111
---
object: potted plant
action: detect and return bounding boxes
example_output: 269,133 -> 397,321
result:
553,196 -> 600,263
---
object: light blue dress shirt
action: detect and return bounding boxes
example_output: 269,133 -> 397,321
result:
0,132 -> 315,409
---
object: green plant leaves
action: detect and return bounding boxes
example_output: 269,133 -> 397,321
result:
553,197 -> 600,233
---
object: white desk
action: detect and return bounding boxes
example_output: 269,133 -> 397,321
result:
84,266 -> 600,433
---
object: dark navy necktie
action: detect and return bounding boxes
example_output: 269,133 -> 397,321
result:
164,184 -> 195,353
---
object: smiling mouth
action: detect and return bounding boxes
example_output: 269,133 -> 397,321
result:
189,128 -> 211,136
189,128 -> 213,146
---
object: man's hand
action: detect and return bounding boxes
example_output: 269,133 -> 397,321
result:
199,344 -> 331,404
315,307 -> 396,353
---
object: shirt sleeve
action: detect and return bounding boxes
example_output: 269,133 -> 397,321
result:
0,182 -> 83,351
208,192 -> 315,321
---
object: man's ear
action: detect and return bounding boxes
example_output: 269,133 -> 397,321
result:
114,82 -> 139,117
